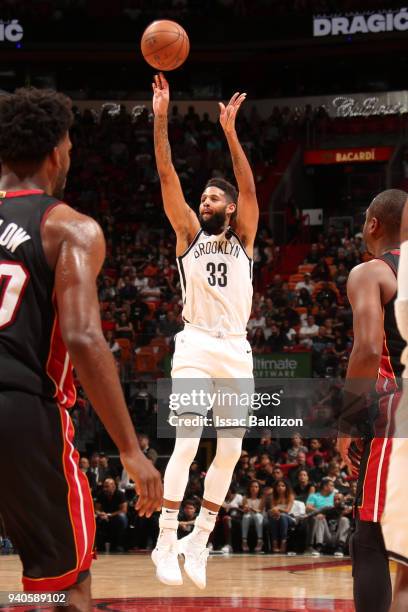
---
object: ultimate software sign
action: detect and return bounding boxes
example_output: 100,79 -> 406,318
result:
313,7 -> 408,37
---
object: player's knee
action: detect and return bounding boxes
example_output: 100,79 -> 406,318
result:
213,437 -> 243,469
172,431 -> 201,463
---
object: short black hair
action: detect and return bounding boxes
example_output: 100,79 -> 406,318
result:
205,177 -> 238,204
368,189 -> 408,236
0,87 -> 73,165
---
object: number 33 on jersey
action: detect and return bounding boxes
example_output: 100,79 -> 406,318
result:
177,228 -> 253,335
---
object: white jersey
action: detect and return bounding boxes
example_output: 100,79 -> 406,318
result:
176,228 -> 253,335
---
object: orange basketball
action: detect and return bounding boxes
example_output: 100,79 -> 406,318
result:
141,20 -> 190,71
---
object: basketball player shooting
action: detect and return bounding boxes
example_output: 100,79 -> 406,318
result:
381,195 -> 408,612
337,190 -> 407,612
151,73 -> 258,589
0,88 -> 162,610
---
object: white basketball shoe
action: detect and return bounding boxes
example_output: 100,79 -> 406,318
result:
151,530 -> 183,586
178,531 -> 209,590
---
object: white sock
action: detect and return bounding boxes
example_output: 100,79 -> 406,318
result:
192,506 -> 218,546
159,506 -> 179,529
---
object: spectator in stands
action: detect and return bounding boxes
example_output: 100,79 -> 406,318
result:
315,281 -> 337,306
286,434 -> 309,463
270,466 -> 285,485
241,480 -> 264,552
308,493 -> 351,557
99,453 -> 117,482
140,277 -> 161,302
333,330 -> 349,360
134,269 -> 149,291
99,277 -> 116,302
306,438 -> 324,467
306,477 -> 335,513
262,316 -> 275,341
293,469 -> 315,503
295,272 -> 315,295
247,307 -> 266,332
118,276 -> 138,301
256,429 -> 281,463
137,433 -> 158,465
288,451 -> 308,484
311,260 -> 331,281
313,325 -> 334,352
299,315 -> 319,348
105,330 -> 121,360
95,478 -> 128,552
158,310 -> 181,338
115,313 -> 135,341
89,452 -> 102,489
281,319 -> 297,346
79,457 -> 97,495
333,263 -> 349,287
297,288 -> 313,308
251,328 -> 268,353
177,500 -> 198,539
219,485 -> 244,553
101,310 -> 116,333
185,475 -> 204,504
267,275 -> 284,303
326,460 -> 349,493
256,453 -> 274,484
266,324 -> 286,352
266,480 -> 296,553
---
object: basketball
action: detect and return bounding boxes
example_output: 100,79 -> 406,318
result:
141,20 -> 190,71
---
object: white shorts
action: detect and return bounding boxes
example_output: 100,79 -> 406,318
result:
171,325 -> 254,425
381,381 -> 408,565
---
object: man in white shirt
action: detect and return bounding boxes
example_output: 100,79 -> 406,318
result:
299,315 -> 319,348
247,307 -> 266,332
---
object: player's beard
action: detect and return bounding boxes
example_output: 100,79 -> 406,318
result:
199,210 -> 227,235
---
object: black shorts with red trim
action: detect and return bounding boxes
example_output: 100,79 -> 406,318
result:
0,390 -> 96,591
356,392 -> 400,522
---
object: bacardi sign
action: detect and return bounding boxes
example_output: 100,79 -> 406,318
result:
304,147 -> 394,166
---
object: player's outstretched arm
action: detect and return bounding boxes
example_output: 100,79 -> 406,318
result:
152,72 -> 199,246
44,205 -> 163,517
219,92 -> 259,250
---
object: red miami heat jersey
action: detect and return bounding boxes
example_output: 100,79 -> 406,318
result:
0,190 -> 76,407
376,249 -> 406,393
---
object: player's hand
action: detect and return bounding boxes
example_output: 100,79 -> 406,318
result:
152,72 -> 170,116
120,450 -> 163,517
218,92 -> 247,134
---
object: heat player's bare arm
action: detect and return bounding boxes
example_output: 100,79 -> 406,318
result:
346,259 -> 396,379
41,205 -> 162,516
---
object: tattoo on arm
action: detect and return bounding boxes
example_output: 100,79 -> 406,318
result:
154,116 -> 172,169
232,153 -> 244,176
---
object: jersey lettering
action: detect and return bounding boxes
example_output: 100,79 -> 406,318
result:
0,220 -> 31,253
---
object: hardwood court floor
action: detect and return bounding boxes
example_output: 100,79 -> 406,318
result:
0,552 -> 388,611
